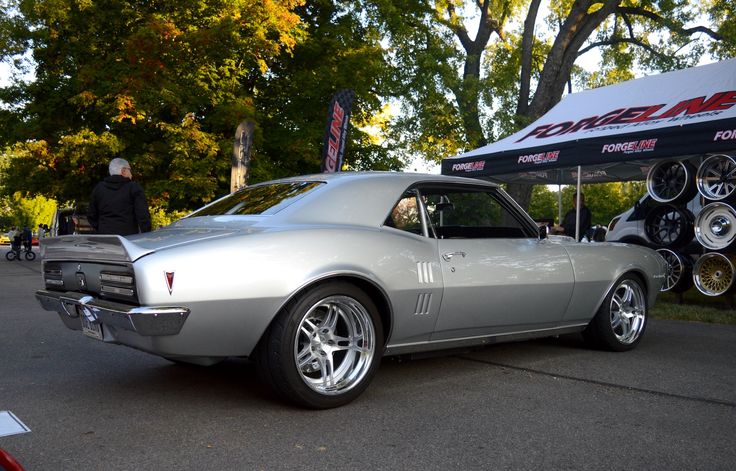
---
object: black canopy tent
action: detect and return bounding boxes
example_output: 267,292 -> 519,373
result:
441,59 -> 736,239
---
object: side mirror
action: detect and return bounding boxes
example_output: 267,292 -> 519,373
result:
538,225 -> 548,240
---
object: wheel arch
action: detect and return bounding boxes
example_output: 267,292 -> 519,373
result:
263,273 -> 394,350
595,269 -> 651,315
625,270 -> 649,298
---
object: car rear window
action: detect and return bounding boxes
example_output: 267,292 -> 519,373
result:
187,181 -> 323,217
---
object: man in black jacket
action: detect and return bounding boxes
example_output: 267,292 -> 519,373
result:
87,158 -> 152,235
552,192 -> 592,241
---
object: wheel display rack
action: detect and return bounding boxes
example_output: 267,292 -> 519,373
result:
645,154 -> 736,296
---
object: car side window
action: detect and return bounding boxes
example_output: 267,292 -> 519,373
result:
422,187 -> 531,239
385,193 -> 423,235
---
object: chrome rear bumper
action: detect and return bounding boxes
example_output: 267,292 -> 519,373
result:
35,289 -> 190,336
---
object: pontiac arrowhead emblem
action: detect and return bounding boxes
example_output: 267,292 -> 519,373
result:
165,271 -> 175,295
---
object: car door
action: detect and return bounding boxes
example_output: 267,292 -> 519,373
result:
423,185 -> 576,341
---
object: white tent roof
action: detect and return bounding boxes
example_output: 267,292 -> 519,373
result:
442,59 -> 736,184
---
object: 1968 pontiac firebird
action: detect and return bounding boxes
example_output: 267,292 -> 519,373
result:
36,172 -> 666,408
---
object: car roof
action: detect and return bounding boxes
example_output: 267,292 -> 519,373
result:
264,172 -> 500,227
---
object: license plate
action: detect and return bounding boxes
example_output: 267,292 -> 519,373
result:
79,308 -> 103,340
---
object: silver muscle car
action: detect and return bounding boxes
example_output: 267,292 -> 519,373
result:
35,172 -> 666,408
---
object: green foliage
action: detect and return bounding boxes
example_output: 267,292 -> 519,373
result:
369,0 -> 734,171
1,0 -> 733,218
0,0 -> 404,212
149,205 -> 190,230
704,0 -> 736,59
1,0 -> 306,208
527,185 -> 561,222
251,0 -> 404,181
0,192 -> 56,229
528,182 -> 647,227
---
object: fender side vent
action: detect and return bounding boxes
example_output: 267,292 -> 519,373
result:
414,293 -> 432,316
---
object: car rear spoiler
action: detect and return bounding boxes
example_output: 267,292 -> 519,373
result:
40,235 -> 153,262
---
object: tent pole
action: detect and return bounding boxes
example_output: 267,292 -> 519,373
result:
557,184 -> 562,227
575,165 -> 582,241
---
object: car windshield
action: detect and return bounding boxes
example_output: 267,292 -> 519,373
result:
188,181 -> 323,217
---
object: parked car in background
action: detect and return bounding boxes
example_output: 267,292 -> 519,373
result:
50,206 -> 94,236
35,172 -> 666,408
0,234 -> 9,245
605,193 -> 703,249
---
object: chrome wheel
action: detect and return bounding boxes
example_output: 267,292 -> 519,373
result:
694,202 -> 736,250
696,154 -> 736,201
656,249 -> 693,293
694,253 -> 735,296
583,274 -> 648,351
646,160 -> 696,203
294,295 -> 376,396
608,279 -> 647,345
644,204 -> 694,248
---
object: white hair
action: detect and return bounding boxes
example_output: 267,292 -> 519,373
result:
109,158 -> 130,176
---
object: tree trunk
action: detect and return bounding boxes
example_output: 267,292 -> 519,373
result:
508,0 -> 623,211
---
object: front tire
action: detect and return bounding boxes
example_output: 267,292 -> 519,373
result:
24,250 -> 36,261
5,251 -> 16,261
256,282 -> 383,409
583,275 -> 648,351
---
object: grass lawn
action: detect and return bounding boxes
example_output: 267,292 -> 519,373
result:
652,288 -> 736,325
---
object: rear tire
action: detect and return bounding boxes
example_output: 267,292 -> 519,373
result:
24,250 -> 36,261
256,281 -> 383,409
5,251 -> 16,261
583,275 -> 648,352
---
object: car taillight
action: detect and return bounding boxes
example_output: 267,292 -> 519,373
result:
43,264 -> 64,289
100,271 -> 136,297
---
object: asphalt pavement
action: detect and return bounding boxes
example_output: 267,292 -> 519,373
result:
1,252 -> 735,470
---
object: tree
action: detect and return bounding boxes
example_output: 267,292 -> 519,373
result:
370,0 -> 734,208
0,0 -> 305,210
250,0 -> 405,182
1,1 -> 404,211
528,181 -> 646,227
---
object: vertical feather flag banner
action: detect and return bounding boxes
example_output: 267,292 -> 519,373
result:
321,90 -> 355,173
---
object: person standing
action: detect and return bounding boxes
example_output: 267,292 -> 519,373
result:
552,192 -> 592,241
87,158 -> 152,236
7,227 -> 20,249
21,227 -> 32,251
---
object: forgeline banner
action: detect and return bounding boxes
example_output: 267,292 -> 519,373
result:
442,59 -> 736,183
321,90 -> 355,173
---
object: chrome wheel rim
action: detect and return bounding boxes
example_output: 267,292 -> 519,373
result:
294,295 -> 375,395
647,160 -> 692,203
694,202 -> 736,250
694,253 -> 735,296
609,280 -> 646,345
656,249 -> 685,292
696,154 -> 736,200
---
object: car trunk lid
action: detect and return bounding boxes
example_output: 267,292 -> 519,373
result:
41,219 -> 264,262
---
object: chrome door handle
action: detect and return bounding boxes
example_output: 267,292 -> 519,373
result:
442,251 -> 466,261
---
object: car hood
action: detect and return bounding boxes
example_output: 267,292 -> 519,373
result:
41,217 -> 267,262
